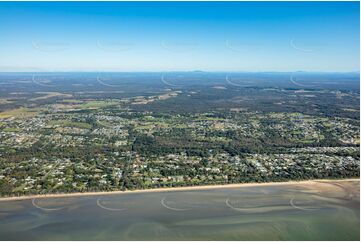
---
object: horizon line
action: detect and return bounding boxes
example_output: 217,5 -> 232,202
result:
0,70 -> 359,74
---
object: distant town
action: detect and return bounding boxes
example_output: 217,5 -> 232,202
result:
0,72 -> 359,196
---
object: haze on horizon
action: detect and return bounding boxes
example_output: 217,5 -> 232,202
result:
0,1 -> 359,72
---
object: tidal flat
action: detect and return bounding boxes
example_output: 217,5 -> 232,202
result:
0,180 -> 359,240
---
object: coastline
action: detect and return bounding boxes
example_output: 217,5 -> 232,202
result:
0,178 -> 359,202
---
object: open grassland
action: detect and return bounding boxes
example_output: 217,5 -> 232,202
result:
0,108 -> 39,119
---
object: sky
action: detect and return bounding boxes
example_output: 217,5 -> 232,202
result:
0,1 -> 359,72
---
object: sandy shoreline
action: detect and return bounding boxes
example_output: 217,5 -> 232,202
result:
0,178 -> 359,202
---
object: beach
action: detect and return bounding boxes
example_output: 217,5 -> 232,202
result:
0,178 -> 359,202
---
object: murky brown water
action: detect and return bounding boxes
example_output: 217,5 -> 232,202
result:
0,180 -> 359,240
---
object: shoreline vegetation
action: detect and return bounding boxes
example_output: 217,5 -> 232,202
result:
0,178 -> 359,202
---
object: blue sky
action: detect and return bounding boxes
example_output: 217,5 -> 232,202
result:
0,1 -> 359,72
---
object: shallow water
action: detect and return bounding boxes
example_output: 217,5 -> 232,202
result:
0,180 -> 359,240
